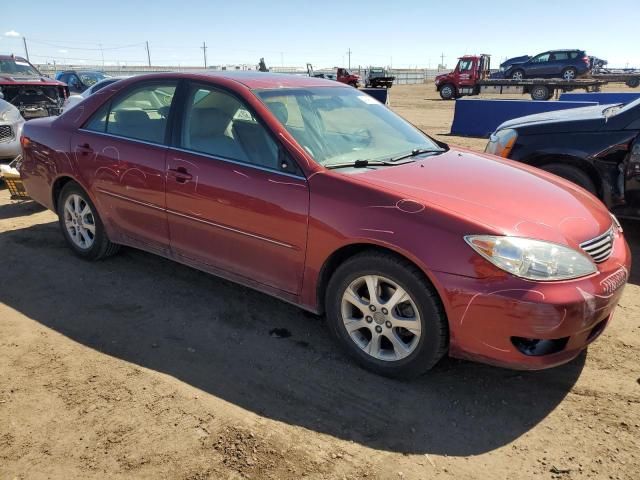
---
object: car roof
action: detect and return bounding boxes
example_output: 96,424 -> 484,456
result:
111,71 -> 343,90
0,55 -> 30,62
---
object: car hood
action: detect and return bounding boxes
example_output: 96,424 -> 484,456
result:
496,104 -> 612,132
352,149 -> 612,247
0,74 -> 66,87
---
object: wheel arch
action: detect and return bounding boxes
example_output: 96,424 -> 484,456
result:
52,175 -> 77,212
315,242 -> 448,317
526,154 -> 603,198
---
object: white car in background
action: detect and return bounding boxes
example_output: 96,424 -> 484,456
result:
63,77 -> 126,111
0,99 -> 25,162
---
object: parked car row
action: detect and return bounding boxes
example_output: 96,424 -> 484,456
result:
18,72 -> 631,378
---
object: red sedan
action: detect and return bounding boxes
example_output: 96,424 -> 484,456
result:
19,72 -> 631,377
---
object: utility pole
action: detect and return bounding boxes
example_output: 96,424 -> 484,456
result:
99,43 -> 104,68
22,37 -> 30,61
201,41 -> 208,68
440,52 -> 445,69
145,41 -> 151,67
347,48 -> 352,69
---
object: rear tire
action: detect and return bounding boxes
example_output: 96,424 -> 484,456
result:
325,251 -> 448,378
626,77 -> 640,88
562,67 -> 578,81
439,83 -> 456,100
530,85 -> 552,101
542,163 -> 597,195
57,182 -> 120,260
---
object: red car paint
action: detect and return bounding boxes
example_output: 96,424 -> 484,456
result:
19,72 -> 631,370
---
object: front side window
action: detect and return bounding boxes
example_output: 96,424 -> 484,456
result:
459,60 -> 473,72
78,72 -> 109,87
257,87 -> 443,167
532,54 -> 550,63
180,85 -> 284,171
84,82 -> 176,144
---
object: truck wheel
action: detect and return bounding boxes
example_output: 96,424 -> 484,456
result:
531,85 -> 551,101
325,251 -> 448,378
542,164 -> 597,196
439,84 -> 456,100
626,78 -> 640,88
511,69 -> 525,80
562,67 -> 578,81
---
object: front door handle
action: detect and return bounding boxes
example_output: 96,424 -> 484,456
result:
76,143 -> 93,155
168,167 -> 193,183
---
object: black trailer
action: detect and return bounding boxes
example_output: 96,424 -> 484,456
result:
473,78 -> 607,101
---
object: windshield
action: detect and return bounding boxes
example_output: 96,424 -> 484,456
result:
0,58 -> 40,76
257,87 -> 442,166
79,71 -> 109,86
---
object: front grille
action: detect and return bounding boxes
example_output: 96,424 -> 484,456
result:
0,125 -> 14,143
580,227 -> 614,263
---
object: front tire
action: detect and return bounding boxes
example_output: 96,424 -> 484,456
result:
57,182 -> 120,260
439,83 -> 456,100
542,163 -> 597,196
325,251 -> 448,378
511,69 -> 525,80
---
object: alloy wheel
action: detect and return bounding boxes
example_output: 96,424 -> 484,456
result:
63,193 -> 96,249
340,275 -> 422,361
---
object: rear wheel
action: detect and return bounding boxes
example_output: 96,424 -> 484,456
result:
542,163 -> 597,195
562,67 -> 578,81
626,77 -> 640,88
530,85 -> 552,101
439,83 -> 456,100
57,182 -> 120,260
325,251 -> 448,378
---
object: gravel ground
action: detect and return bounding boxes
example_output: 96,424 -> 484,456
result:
1,83 -> 638,480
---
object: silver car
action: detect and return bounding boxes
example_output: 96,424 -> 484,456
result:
0,98 -> 24,161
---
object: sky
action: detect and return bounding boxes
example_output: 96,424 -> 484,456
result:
2,0 -> 639,69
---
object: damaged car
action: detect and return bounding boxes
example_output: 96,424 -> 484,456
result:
0,55 -> 69,119
0,98 -> 24,161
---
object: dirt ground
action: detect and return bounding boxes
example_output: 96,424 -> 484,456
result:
1,84 -> 639,480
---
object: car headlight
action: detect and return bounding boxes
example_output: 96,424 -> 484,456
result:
485,128 -> 517,158
465,235 -> 597,281
0,107 -> 21,122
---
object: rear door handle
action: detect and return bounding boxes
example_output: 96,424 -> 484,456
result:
168,167 -> 193,183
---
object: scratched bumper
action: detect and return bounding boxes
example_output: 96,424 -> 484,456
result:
433,233 -> 631,370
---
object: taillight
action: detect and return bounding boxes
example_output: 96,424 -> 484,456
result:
583,56 -> 590,65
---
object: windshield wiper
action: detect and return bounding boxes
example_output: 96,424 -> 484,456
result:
390,148 -> 443,162
324,159 -> 408,170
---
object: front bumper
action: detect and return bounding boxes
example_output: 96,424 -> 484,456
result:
0,120 -> 23,161
434,231 -> 631,369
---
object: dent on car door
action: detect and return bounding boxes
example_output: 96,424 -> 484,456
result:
165,83 -> 309,294
73,81 -> 177,254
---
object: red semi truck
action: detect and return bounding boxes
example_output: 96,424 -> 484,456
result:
307,64 -> 360,87
435,54 -> 606,101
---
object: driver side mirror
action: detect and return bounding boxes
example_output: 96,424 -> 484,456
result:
278,147 -> 301,175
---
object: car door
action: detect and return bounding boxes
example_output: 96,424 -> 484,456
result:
527,53 -> 550,77
165,82 -> 309,294
73,81 -> 177,255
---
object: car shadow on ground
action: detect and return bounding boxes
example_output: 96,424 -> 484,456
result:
0,199 -> 46,220
0,219 -> 589,456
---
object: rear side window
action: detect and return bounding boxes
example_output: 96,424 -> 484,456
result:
84,82 -> 176,144
553,52 -> 569,61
